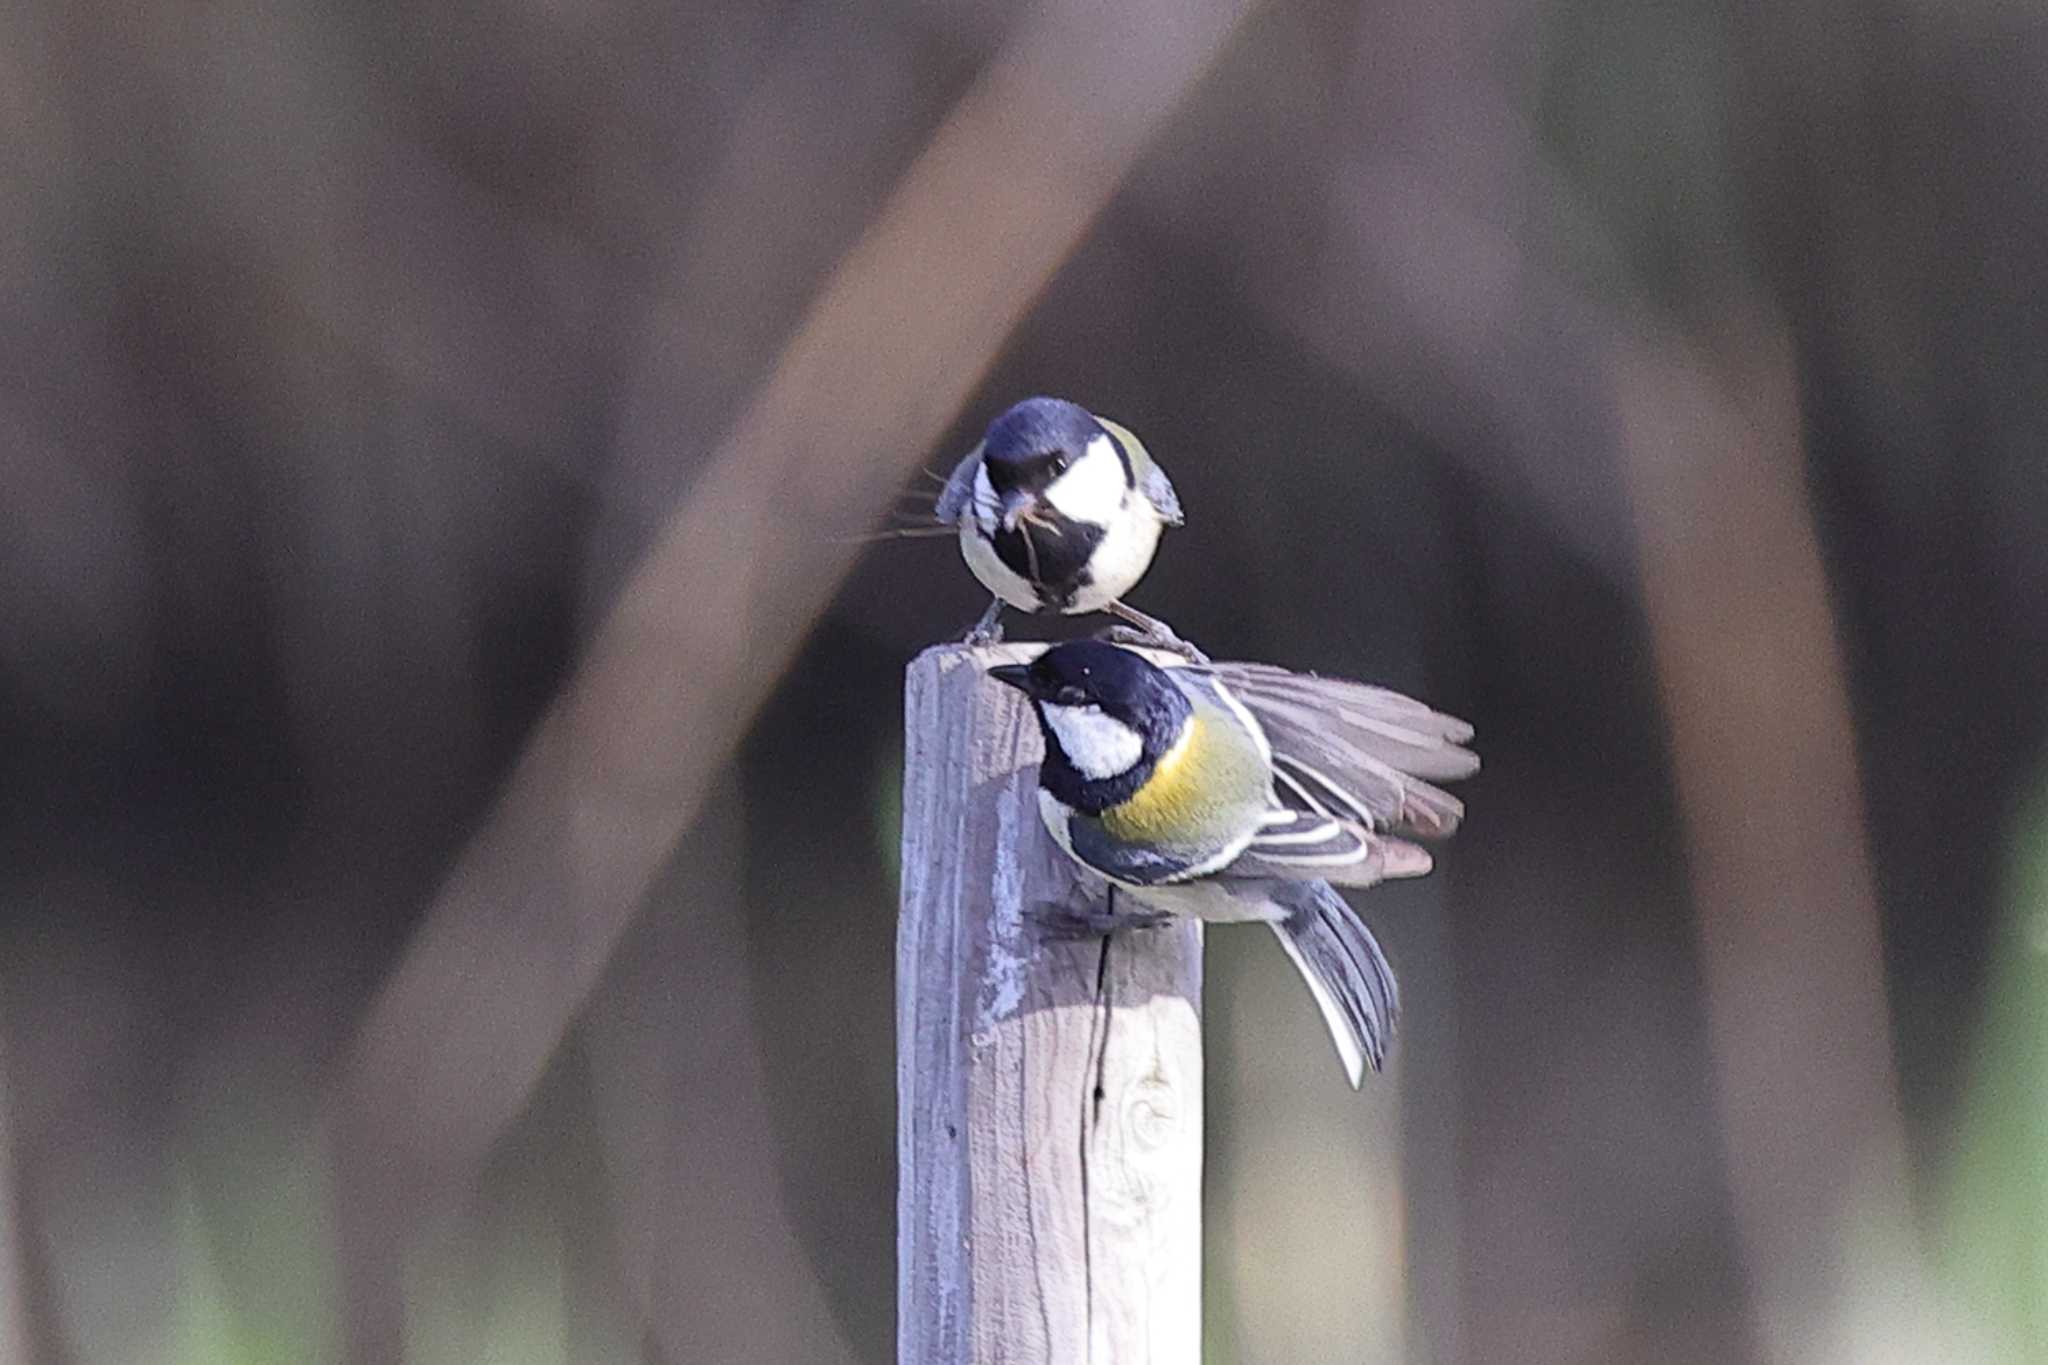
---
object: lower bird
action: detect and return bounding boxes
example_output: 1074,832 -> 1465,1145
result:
936,396 -> 1193,653
989,640 -> 1477,1085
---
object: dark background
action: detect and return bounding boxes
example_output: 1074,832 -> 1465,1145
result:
4,0 -> 2046,1360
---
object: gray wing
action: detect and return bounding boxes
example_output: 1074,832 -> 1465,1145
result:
933,442 -> 985,525
1197,662 -> 1477,839
1099,417 -> 1183,524
1140,463 -> 1183,525
1228,808 -> 1433,887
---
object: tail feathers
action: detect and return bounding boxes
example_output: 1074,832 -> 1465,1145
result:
1268,884 -> 1400,1088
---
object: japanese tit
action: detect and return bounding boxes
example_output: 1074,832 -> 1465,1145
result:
989,640 -> 1477,1085
936,397 -> 1188,650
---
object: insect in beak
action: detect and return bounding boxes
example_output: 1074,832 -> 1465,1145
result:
998,490 -> 1037,533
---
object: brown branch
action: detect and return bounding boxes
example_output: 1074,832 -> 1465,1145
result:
328,0 -> 1260,1355
581,779 -> 864,1364
1307,203 -> 1928,1361
1613,316 -> 1924,1362
1291,5 -> 1928,1350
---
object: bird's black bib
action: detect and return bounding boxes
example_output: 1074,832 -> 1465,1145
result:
992,515 -> 1104,609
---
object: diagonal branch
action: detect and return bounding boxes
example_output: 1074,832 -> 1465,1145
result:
329,0 -> 1259,1353
1614,318 -> 1925,1362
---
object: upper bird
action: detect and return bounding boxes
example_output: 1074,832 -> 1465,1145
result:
936,397 -> 1189,652
990,640 -> 1477,1086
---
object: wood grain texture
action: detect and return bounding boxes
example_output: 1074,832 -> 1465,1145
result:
899,643 -> 1202,1365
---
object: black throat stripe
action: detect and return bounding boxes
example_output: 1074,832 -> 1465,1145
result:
993,514 -> 1104,608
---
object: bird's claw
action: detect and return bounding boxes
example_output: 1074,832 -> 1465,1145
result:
960,599 -> 1006,647
1098,623 -> 1209,663
1030,897 -> 1172,940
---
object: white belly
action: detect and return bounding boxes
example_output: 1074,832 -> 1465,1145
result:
1120,877 -> 1290,924
958,495 -> 1164,616
1064,500 -> 1164,613
959,521 -> 1041,611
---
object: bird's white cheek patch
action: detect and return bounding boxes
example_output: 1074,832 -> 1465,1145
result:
1041,703 -> 1143,779
1042,434 -> 1128,524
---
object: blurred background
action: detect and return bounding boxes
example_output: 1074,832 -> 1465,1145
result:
4,0 -> 2047,1360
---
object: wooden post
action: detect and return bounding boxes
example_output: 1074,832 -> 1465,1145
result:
898,643 -> 1204,1364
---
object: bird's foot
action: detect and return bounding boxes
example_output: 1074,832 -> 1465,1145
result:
1098,622 -> 1209,663
960,599 -> 1006,647
1100,601 -> 1208,661
1030,896 -> 1172,940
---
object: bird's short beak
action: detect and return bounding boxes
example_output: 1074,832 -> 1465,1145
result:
986,663 -> 1033,694
997,489 -> 1037,533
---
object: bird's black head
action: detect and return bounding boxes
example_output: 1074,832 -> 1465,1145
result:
979,396 -> 1120,498
988,641 -> 1191,811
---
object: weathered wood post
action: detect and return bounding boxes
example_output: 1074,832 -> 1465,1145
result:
898,643 -> 1204,1364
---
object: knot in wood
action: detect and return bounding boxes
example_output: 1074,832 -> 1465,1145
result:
1124,1072 -> 1182,1150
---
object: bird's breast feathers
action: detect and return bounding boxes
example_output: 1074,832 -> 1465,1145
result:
959,517 -> 1040,610
1041,713 -> 1263,885
1062,496 -> 1162,612
1097,718 -> 1203,843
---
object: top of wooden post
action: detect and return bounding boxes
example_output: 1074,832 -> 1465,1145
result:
898,642 -> 1204,1365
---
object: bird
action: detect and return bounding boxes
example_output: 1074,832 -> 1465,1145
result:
988,639 -> 1477,1086
935,396 -> 1192,653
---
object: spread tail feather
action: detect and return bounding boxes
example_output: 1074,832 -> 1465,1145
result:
1268,884 -> 1400,1087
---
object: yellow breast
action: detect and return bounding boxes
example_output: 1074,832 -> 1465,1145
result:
1098,718 -> 1206,843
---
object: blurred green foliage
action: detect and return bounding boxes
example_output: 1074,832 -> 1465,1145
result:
1939,784 -> 2048,1362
